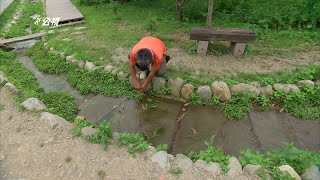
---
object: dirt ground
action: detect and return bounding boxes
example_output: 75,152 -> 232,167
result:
1,88 -> 257,180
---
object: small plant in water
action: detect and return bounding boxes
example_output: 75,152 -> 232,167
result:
169,167 -> 182,175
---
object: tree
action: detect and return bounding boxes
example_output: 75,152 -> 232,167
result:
176,0 -> 185,21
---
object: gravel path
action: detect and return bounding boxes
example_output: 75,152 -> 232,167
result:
0,89 -> 235,180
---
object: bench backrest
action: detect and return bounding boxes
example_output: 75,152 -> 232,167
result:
190,27 -> 256,43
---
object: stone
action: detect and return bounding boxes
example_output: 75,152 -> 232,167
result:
231,83 -> 261,96
168,154 -> 175,162
197,41 -> 209,56
181,84 -> 195,101
194,160 -> 221,175
260,85 -> 273,97
85,62 -> 96,71
59,52 -> 65,57
301,165 -> 320,180
60,29 -> 69,32
49,47 -> 54,52
62,38 -> 71,41
81,127 -> 97,137
174,154 -> 193,171
76,116 -> 85,120
43,43 -> 48,48
3,83 -> 17,93
30,14 -> 39,19
21,98 -> 46,111
66,55 -> 74,62
140,71 -> 147,80
48,30 -> 54,34
168,78 -> 184,97
40,112 -> 72,130
211,81 -> 231,102
297,80 -> 314,87
145,146 -> 157,157
226,157 -> 243,177
151,151 -> 170,169
0,71 -> 8,85
278,165 -> 301,180
243,164 -> 261,176
104,65 -> 114,72
78,61 -> 85,68
71,32 -> 83,35
231,42 -> 246,58
74,27 -> 87,30
152,77 -> 166,91
196,86 -> 212,99
117,71 -> 126,80
112,132 -> 119,140
273,84 -> 300,94
111,69 -> 118,75
250,81 -> 261,88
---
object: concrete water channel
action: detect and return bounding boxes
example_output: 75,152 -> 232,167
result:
15,49 -> 320,156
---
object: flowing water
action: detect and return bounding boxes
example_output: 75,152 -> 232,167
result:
15,49 -> 320,156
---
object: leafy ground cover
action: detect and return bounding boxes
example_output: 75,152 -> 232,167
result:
0,0 -> 21,35
0,49 -> 78,122
2,0 -> 44,38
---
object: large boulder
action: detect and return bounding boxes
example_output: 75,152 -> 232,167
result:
151,151 -> 170,168
301,165 -> 320,180
168,78 -> 184,97
40,112 -> 72,130
273,84 -> 300,94
211,81 -> 231,102
81,127 -> 97,137
174,154 -> 193,171
260,85 -> 273,97
278,165 -> 301,180
231,83 -> 260,96
181,84 -> 195,101
250,81 -> 261,88
297,80 -> 314,87
21,97 -> 46,111
226,157 -> 243,178
196,85 -> 212,99
152,77 -> 166,91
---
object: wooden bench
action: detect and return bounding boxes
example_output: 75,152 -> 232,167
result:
190,27 -> 256,58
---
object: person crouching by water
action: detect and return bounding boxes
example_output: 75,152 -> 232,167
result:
128,36 -> 170,92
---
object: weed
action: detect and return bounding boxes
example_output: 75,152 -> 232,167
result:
145,15 -> 157,34
156,144 -> 168,152
169,167 -> 182,175
253,95 -> 271,109
39,142 -> 45,148
189,92 -> 202,106
87,120 -> 112,150
8,115 -> 13,120
97,170 -> 106,179
65,156 -> 72,163
72,119 -> 95,136
110,0 -> 121,15
239,142 -> 320,179
188,136 -> 230,174
117,133 -> 151,158
0,104 -> 5,111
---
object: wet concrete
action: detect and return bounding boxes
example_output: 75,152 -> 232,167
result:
16,50 -> 320,156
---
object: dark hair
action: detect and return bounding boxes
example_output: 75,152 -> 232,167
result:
136,48 -> 152,70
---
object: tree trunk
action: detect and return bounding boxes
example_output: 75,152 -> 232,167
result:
118,0 -> 124,5
206,0 -> 214,27
176,0 -> 185,21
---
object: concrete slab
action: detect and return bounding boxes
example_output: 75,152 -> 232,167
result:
78,94 -> 125,123
46,0 -> 84,23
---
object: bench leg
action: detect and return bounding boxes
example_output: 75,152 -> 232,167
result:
230,42 -> 246,58
197,41 -> 209,56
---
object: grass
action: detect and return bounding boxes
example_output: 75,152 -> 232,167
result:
3,0 -> 44,38
97,170 -> 106,179
0,0 -> 21,36
0,104 -> 5,111
169,167 -> 182,175
0,49 -> 79,122
65,156 -> 72,163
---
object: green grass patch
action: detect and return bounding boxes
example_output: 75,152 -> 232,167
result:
87,120 -> 112,150
0,0 -> 21,36
156,144 -> 168,152
116,133 -> 151,158
0,49 -> 78,122
239,142 -> 320,179
4,0 -> 44,38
